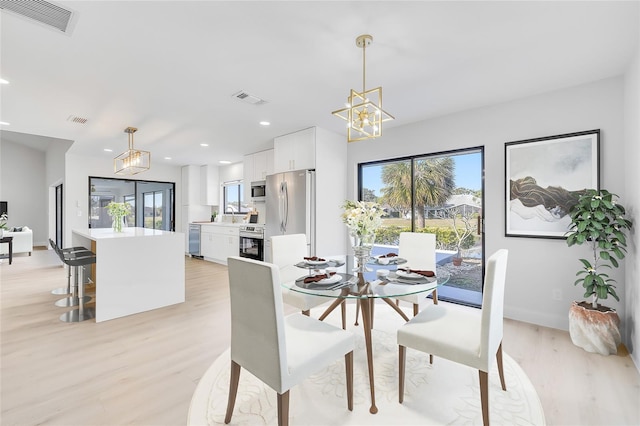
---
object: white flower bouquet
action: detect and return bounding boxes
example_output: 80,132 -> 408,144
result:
106,202 -> 131,232
341,200 -> 383,237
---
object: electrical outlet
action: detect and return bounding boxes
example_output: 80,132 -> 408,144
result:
552,289 -> 562,301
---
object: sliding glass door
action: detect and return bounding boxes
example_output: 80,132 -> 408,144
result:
88,177 -> 175,231
359,147 -> 484,306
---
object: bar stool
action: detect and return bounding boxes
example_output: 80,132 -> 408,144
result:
60,253 -> 97,323
50,239 -> 94,300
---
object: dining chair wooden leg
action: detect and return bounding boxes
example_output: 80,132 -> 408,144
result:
354,300 -> 360,326
496,342 -> 507,391
224,360 -> 241,424
412,303 -> 419,317
432,288 -> 438,305
345,351 -> 354,410
302,309 -> 310,316
341,301 -> 347,330
478,370 -> 489,426
277,390 -> 290,426
429,354 -> 433,364
398,345 -> 406,403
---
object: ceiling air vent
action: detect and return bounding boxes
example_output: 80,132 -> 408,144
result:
0,0 -> 76,34
67,115 -> 88,124
231,90 -> 267,106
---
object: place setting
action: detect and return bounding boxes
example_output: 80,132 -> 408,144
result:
380,267 -> 438,285
294,270 -> 356,291
294,256 -> 345,269
368,252 -> 407,265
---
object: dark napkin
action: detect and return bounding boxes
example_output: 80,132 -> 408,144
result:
303,272 -> 336,284
379,253 -> 398,258
398,268 -> 435,277
304,256 -> 326,262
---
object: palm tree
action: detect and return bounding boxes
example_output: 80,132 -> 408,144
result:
380,158 -> 455,228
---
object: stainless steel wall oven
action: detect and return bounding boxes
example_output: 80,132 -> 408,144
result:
239,225 -> 264,261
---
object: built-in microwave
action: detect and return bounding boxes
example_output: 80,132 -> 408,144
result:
250,180 -> 266,201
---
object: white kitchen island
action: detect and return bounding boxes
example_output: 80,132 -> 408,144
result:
72,227 -> 185,322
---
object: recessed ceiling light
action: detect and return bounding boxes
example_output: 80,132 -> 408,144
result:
219,160 -> 231,164
259,121 -> 270,126
0,79 -> 9,85
0,121 -> 10,126
200,143 -> 209,147
164,157 -> 172,160
103,148 -> 113,152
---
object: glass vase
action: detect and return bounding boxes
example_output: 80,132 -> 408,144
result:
112,215 -> 124,233
351,232 -> 375,284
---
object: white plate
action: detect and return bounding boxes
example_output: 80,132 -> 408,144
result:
304,259 -> 327,266
317,274 -> 342,285
395,270 -> 425,280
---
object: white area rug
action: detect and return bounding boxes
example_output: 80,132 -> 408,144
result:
189,303 -> 545,425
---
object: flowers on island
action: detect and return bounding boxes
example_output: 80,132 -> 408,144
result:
0,212 -> 7,230
106,202 -> 131,218
106,202 -> 131,232
341,200 -> 384,237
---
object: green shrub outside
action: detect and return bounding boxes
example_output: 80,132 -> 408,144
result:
374,225 -> 476,251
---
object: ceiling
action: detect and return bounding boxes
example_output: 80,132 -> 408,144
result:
1,1 -> 638,167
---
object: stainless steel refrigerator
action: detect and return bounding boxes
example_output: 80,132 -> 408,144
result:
264,170 -> 316,262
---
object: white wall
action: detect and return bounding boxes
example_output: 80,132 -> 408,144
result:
623,14 -> 640,368
64,153 -> 182,247
45,138 -> 73,244
347,77 -> 628,335
0,140 -> 47,246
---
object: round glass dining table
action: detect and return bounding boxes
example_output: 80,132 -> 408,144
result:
282,255 -> 450,414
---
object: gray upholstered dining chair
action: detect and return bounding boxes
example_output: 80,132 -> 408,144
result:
397,249 -> 509,426
271,234 -> 347,328
225,256 -> 355,426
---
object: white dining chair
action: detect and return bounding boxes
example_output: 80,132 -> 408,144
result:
397,249 -> 509,426
225,256 -> 355,426
271,234 -> 347,328
395,232 -> 438,316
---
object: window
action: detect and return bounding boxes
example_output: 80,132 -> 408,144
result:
123,194 -> 135,227
223,181 -> 250,214
359,147 -> 484,306
88,177 -> 175,231
143,190 -> 163,229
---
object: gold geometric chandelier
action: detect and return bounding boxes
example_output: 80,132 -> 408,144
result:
114,126 -> 150,175
332,34 -> 394,143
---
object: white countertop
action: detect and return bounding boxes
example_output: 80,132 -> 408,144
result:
73,227 -> 179,239
192,222 -> 264,227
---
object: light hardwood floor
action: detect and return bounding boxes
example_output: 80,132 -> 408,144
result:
1,249 -> 639,425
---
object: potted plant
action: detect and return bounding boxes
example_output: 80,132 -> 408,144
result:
566,189 -> 633,355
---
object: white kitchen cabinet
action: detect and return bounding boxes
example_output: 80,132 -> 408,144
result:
252,149 -> 274,181
181,165 -> 201,206
243,149 -> 274,201
273,127 -> 315,172
200,224 -> 239,264
200,164 -> 220,206
244,149 -> 274,182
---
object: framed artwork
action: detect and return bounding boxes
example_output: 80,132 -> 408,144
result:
505,129 -> 599,239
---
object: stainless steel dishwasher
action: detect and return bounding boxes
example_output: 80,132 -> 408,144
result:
188,224 -> 202,258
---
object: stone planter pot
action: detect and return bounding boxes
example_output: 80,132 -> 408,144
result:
569,301 -> 621,355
